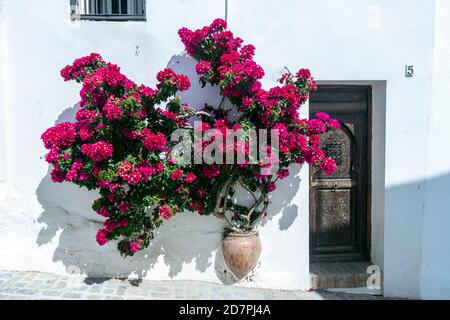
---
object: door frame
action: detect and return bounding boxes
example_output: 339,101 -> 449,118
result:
309,84 -> 373,262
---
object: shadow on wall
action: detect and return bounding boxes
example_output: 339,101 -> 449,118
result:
35,54 -> 301,282
384,174 -> 450,299
420,172 -> 450,299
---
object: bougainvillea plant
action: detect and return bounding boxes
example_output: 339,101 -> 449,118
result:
41,19 -> 340,257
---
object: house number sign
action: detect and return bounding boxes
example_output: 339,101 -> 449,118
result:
405,65 -> 414,77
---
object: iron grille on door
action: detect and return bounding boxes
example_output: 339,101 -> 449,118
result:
70,0 -> 146,21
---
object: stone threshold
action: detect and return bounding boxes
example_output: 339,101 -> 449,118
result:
310,261 -> 383,290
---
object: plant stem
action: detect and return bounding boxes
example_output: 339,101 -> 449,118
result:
237,177 -> 258,203
212,166 -> 239,230
245,186 -> 266,222
249,192 -> 269,229
218,96 -> 226,110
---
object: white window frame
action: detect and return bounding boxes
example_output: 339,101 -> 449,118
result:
70,0 -> 146,21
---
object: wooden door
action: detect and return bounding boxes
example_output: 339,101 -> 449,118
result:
309,86 -> 371,262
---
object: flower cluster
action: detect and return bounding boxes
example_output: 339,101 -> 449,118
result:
81,141 -> 113,162
195,61 -> 211,74
178,18 -> 339,186
42,50 -> 196,256
41,122 -> 77,149
42,19 -> 340,257
103,97 -> 123,121
60,53 -> 104,81
156,68 -> 191,91
141,129 -> 167,152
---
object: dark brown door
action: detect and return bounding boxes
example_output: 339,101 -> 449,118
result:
309,86 -> 371,262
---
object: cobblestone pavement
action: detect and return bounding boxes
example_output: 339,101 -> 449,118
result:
0,271 -> 388,300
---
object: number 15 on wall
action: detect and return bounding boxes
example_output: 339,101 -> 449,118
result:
405,65 -> 414,77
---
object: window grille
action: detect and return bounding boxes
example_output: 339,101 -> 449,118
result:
70,0 -> 146,21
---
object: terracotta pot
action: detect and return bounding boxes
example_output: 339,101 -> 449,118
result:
222,231 -> 261,280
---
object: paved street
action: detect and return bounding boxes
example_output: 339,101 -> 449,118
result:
0,271 -> 387,300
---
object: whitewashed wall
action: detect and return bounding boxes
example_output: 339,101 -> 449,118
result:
0,0 -> 308,290
0,0 -> 6,181
229,0 -> 438,298
421,0 -> 450,300
0,0 -> 449,298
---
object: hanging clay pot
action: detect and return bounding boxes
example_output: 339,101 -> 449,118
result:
222,231 -> 261,280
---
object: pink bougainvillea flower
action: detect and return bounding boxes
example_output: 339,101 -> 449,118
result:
195,61 -> 211,75
118,161 -> 133,179
277,168 -> 290,180
98,206 -> 110,218
103,96 -> 123,121
42,19 -> 341,257
96,229 -> 108,246
81,141 -> 113,162
117,201 -> 130,213
45,148 -> 60,163
79,125 -> 94,141
185,172 -> 197,183
41,122 -> 76,149
320,157 -> 337,175
315,112 -> 330,122
50,167 -> 65,183
307,119 -> 326,135
129,240 -> 142,254
296,68 -> 311,79
202,164 -> 221,179
141,128 -> 167,152
170,169 -> 183,181
159,205 -> 173,220
125,171 -> 142,185
267,182 -> 277,192
327,118 -> 341,129
156,68 -> 191,91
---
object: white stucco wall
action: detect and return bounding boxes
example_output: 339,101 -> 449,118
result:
420,0 -> 450,300
229,0 -> 436,298
0,0 -> 309,290
0,0 -> 6,181
0,0 -> 449,297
